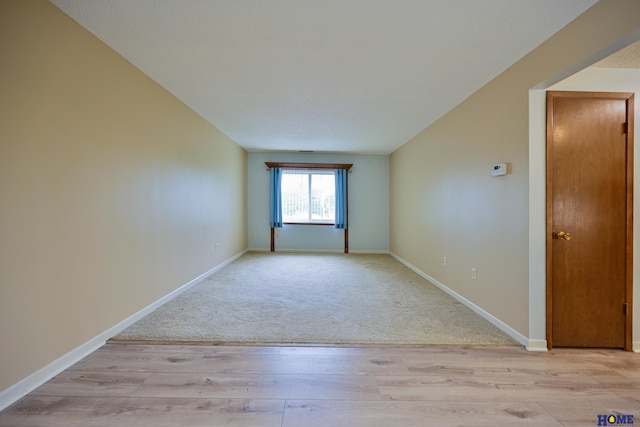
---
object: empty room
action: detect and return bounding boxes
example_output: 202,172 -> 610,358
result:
1,1 -> 639,425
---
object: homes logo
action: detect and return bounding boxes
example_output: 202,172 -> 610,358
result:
597,414 -> 634,426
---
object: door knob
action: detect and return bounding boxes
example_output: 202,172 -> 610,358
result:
554,231 -> 572,240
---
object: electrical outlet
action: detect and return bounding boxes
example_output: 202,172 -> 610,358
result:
443,256 -> 447,267
471,267 -> 477,280
215,242 -> 219,252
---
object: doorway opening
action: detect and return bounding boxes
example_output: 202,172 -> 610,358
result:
546,91 -> 634,350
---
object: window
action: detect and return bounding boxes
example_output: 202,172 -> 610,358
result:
281,169 -> 335,224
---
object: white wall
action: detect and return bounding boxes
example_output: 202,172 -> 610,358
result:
529,67 -> 640,349
248,152 -> 389,252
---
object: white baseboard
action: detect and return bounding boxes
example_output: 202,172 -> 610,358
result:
0,249 -> 246,412
526,339 -> 549,352
263,248 -> 345,253
0,336 -> 105,413
634,341 -> 640,353
389,252 -> 532,350
103,249 -> 247,340
247,248 -> 390,254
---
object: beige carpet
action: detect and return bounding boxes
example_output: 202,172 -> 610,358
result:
112,252 -> 519,346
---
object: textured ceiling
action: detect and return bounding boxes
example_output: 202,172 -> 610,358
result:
50,0 -> 599,154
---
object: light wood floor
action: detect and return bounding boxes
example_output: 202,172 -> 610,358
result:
1,343 -> 638,426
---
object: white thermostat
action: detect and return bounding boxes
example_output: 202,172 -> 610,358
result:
491,163 -> 507,176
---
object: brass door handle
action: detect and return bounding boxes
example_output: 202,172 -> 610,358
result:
554,231 -> 572,240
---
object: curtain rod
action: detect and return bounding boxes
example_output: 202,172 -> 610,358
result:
265,162 -> 353,170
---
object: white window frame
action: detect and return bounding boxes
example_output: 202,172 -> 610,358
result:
281,169 -> 335,225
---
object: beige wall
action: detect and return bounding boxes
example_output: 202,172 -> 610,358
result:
390,0 -> 640,339
0,1 -> 247,392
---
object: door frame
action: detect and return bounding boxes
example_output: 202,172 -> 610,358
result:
546,90 -> 634,351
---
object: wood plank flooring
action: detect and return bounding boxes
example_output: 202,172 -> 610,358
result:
1,343 -> 638,426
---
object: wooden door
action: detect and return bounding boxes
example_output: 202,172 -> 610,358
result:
546,91 -> 633,350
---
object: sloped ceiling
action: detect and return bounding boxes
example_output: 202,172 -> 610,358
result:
50,0 -> 599,154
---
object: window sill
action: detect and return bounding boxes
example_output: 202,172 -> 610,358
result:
283,222 -> 335,226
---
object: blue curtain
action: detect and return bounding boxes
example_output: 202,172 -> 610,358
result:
335,168 -> 347,229
270,167 -> 283,228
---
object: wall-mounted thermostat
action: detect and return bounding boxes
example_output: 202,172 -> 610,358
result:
491,163 -> 507,176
